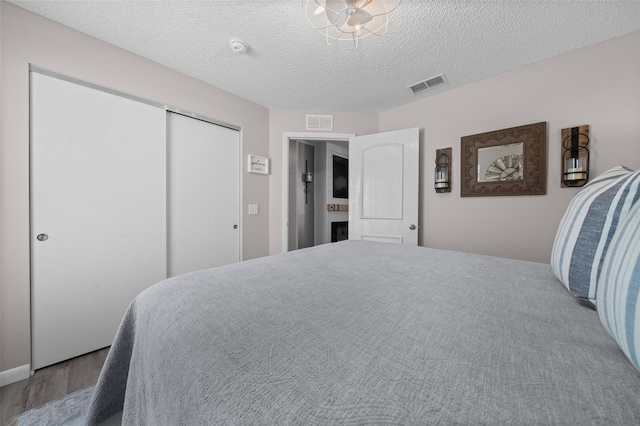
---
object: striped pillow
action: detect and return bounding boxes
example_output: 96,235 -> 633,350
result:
597,201 -> 640,373
551,165 -> 640,306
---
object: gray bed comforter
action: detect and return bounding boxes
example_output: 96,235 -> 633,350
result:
87,241 -> 640,425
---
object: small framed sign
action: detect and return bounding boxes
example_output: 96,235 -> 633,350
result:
248,155 -> 269,175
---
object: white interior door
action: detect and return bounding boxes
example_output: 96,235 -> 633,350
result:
31,72 -> 167,370
349,128 -> 420,245
167,112 -> 240,277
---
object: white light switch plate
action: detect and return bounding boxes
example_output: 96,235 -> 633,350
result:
248,204 -> 259,215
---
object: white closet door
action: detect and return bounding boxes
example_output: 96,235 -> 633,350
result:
167,112 -> 240,277
31,72 -> 167,370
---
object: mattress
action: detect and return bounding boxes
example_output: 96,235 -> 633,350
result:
86,241 -> 640,425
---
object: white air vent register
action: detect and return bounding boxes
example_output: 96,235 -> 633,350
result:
306,114 -> 333,131
408,74 -> 448,94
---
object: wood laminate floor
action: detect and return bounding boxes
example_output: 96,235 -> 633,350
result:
0,347 -> 109,426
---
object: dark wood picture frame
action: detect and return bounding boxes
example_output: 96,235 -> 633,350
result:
460,122 -> 547,197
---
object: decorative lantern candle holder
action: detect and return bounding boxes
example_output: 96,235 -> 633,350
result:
302,160 -> 313,204
435,148 -> 452,193
561,125 -> 589,188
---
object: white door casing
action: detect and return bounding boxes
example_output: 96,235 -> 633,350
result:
167,112 -> 241,276
349,128 -> 420,245
31,71 -> 167,370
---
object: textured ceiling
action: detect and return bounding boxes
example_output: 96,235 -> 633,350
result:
9,0 -> 640,112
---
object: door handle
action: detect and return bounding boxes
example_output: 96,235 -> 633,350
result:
409,224 -> 416,230
233,225 -> 238,229
37,233 -> 49,241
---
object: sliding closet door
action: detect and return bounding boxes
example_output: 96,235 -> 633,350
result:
31,72 -> 167,370
167,112 -> 240,277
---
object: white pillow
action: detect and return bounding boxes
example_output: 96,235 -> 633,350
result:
551,165 -> 640,306
597,201 -> 640,373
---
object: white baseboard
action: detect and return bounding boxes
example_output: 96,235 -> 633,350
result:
0,364 -> 31,387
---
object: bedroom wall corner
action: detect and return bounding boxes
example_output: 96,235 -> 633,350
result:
268,109 -> 378,256
0,1 -> 270,374
379,30 -> 640,264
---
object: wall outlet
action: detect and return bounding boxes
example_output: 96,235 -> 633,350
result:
248,204 -> 259,215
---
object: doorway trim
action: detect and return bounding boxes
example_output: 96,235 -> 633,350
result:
282,132 -> 355,253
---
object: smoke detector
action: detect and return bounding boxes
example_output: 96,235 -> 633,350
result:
229,39 -> 248,54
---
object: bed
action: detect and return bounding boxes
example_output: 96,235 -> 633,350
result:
86,165 -> 640,425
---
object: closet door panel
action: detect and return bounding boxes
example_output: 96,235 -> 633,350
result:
167,112 -> 240,277
31,72 -> 167,370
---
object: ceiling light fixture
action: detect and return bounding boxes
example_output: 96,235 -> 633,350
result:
303,0 -> 402,47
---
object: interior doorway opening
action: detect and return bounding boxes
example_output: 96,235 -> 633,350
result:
282,133 -> 353,253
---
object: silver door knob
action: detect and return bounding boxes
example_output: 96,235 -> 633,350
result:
409,224 -> 416,230
37,234 -> 49,241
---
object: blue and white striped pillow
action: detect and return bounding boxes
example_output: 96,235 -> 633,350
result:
597,201 -> 640,373
551,165 -> 640,306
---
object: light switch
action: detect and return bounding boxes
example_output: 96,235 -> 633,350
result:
248,204 -> 259,215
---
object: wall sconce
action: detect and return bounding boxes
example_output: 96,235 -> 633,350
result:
434,148 -> 452,193
302,160 -> 313,204
561,125 -> 590,187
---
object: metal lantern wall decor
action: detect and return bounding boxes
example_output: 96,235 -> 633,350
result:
302,160 -> 313,204
561,125 -> 590,188
435,147 -> 452,193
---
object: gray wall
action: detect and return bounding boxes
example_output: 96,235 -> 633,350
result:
1,2 -> 269,373
379,30 -> 640,263
268,28 -> 640,261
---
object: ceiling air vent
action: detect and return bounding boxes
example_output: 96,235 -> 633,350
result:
408,73 -> 447,94
306,114 -> 333,131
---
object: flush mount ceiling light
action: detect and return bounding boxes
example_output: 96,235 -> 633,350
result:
303,0 -> 402,47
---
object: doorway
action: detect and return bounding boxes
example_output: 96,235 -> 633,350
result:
282,133 -> 353,252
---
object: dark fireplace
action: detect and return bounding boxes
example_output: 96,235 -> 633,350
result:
331,221 -> 348,243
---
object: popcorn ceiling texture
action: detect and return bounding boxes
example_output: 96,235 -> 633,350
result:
9,0 -> 640,112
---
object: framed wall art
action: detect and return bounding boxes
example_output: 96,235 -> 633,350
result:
248,154 -> 269,175
460,122 -> 547,197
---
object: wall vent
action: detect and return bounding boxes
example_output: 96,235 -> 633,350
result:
408,73 -> 447,94
306,114 -> 333,131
